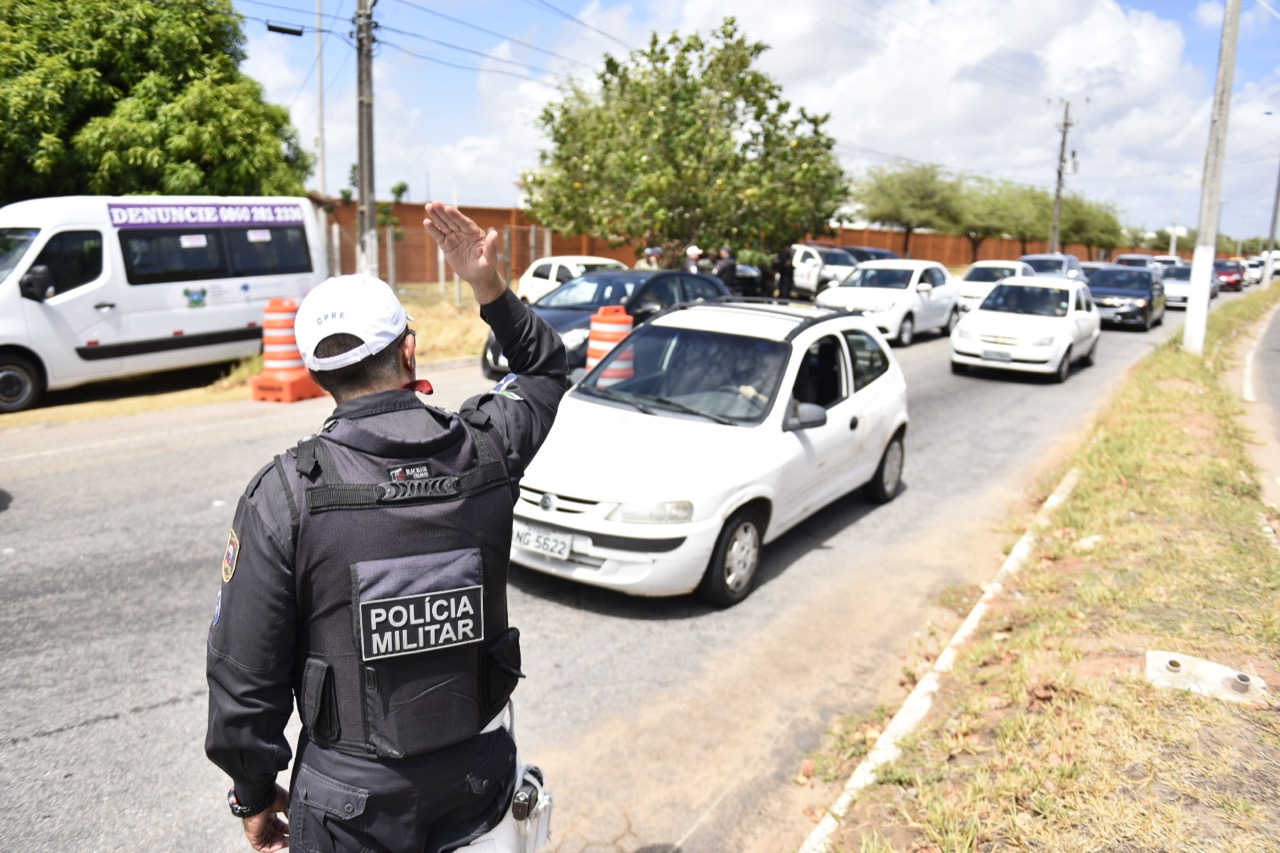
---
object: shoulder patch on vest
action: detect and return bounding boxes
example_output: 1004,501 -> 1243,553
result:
222,529 -> 240,583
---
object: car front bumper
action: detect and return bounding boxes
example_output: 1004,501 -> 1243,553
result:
951,339 -> 1061,374
1096,304 -> 1148,325
509,508 -> 724,597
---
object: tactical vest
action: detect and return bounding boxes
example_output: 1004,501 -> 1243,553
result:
272,400 -> 523,760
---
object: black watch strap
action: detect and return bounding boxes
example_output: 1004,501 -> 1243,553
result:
227,786 -> 274,819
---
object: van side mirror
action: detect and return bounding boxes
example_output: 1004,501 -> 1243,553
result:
19,265 -> 54,301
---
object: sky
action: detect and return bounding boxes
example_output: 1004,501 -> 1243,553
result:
232,0 -> 1280,243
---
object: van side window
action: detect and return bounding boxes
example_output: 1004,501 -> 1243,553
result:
224,226 -> 313,276
842,329 -> 890,391
33,231 -> 103,295
120,229 -> 228,285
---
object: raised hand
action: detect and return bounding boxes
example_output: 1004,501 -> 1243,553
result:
422,202 -> 507,304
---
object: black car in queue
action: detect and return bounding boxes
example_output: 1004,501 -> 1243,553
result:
481,269 -> 731,379
1086,265 -> 1167,331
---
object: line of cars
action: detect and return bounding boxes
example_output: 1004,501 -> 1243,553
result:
492,246 -> 1253,608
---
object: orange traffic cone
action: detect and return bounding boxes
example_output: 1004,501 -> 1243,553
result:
250,298 -> 326,403
585,305 -> 634,386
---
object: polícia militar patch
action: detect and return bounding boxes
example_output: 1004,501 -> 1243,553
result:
359,585 -> 485,662
222,529 -> 240,583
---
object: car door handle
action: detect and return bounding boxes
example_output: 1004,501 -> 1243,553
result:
94,302 -> 116,310
849,416 -> 859,430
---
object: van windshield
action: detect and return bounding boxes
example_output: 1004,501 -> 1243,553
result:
0,228 -> 39,282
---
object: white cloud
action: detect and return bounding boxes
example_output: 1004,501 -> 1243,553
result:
243,0 -> 1280,241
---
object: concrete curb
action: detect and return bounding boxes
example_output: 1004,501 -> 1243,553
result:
798,468 -> 1081,853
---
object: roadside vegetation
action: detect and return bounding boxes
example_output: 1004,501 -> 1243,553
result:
809,286 -> 1280,851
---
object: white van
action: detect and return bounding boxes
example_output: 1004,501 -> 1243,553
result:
0,195 -> 329,412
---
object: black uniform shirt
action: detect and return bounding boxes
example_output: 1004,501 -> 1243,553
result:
205,289 -> 566,806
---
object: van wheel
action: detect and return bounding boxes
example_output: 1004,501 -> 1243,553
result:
0,354 -> 44,413
697,509 -> 764,607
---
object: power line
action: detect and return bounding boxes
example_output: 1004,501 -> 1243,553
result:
516,0 -> 634,51
392,0 -> 596,71
378,22 -> 569,79
378,37 -> 559,84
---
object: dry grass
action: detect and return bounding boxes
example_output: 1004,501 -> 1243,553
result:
812,285 -> 1280,852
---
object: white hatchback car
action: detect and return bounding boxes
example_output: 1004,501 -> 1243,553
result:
814,259 -> 960,346
516,255 -> 627,303
509,301 -> 910,606
950,276 -> 1100,382
957,260 -> 1036,313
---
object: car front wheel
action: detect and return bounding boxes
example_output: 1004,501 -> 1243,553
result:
943,306 -> 960,335
1053,346 -> 1072,383
698,509 -> 764,607
0,354 -> 43,413
896,314 -> 915,347
865,433 -> 905,504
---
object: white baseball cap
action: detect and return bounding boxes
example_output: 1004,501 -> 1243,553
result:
295,274 -> 411,371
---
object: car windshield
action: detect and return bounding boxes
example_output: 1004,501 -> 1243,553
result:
964,266 -> 1016,282
1213,260 -> 1242,272
836,267 -> 913,289
579,262 -> 624,274
578,325 -> 789,425
0,228 -> 40,282
1163,266 -> 1192,280
980,284 -> 1069,317
1089,269 -> 1151,290
536,272 -> 648,308
1114,257 -> 1147,267
819,249 -> 854,266
1022,258 -> 1066,275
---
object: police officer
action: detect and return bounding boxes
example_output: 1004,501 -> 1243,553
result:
206,202 -> 566,853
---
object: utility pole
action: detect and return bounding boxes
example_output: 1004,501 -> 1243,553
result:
355,0 -> 378,277
1049,100 -> 1073,254
1263,152 -> 1279,289
316,0 -> 326,196
1184,0 -> 1240,356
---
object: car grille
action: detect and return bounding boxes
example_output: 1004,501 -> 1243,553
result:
518,486 -> 599,515
979,334 -> 1021,346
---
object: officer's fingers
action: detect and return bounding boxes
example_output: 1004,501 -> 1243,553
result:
274,782 -> 290,810
482,227 -> 499,265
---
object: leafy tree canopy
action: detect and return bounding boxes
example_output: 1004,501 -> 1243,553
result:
851,162 -> 962,258
0,0 -> 310,204
521,18 -> 847,258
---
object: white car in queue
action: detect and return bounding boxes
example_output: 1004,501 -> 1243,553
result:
814,259 -> 960,346
950,276 -> 1100,383
956,260 -> 1036,313
509,300 -> 910,607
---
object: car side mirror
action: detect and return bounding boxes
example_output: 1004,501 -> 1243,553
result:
784,401 -> 827,432
19,265 -> 54,301
632,302 -> 662,321
916,282 -> 933,293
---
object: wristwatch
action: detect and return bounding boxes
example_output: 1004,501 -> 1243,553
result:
227,787 -> 274,819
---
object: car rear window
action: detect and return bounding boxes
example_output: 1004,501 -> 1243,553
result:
1089,269 -> 1151,289
1022,258 -> 1065,274
1163,266 -> 1191,280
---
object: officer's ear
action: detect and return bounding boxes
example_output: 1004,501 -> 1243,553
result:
401,329 -> 418,373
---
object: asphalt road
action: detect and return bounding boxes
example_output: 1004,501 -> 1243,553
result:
0,296 -> 1241,853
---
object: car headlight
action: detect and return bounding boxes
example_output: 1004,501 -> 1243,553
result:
560,327 -> 590,350
954,325 -> 973,339
1131,298 -> 1148,307
1030,335 -> 1056,347
607,500 -> 694,524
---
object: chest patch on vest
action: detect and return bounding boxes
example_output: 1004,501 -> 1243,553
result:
359,585 -> 485,661
387,462 -> 434,481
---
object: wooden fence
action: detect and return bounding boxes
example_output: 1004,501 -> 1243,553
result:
319,196 -> 1189,282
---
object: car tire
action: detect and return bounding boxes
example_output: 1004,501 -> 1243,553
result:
943,306 -> 960,335
1053,346 -> 1072,383
1082,336 -> 1098,367
697,508 -> 764,607
950,360 -> 968,375
1155,306 -> 1164,327
0,353 -> 44,414
1142,309 -> 1154,331
865,433 -> 905,504
896,314 -> 915,347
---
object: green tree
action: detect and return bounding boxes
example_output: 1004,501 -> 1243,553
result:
955,178 -> 1021,262
521,18 -> 847,257
0,0 -> 310,203
1004,185 -> 1053,255
851,163 -> 961,258
1060,195 -> 1124,259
